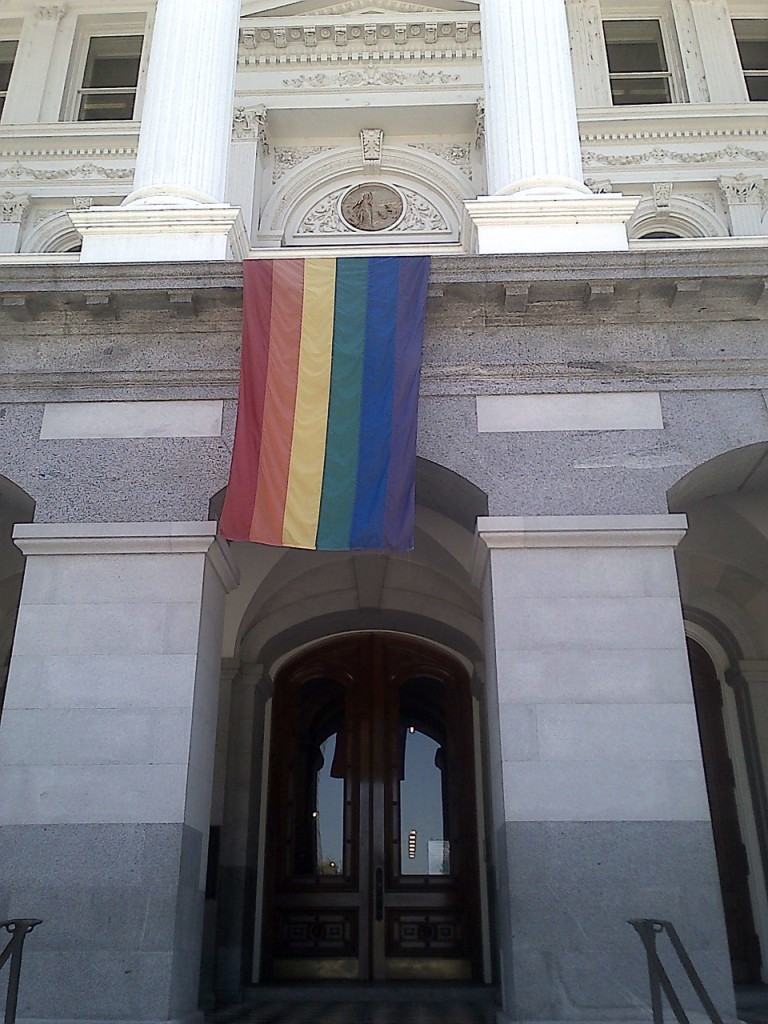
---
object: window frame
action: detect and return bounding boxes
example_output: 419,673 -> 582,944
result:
732,18 -> 768,102
601,3 -> 688,106
60,13 -> 149,123
0,19 -> 21,124
0,37 -> 19,121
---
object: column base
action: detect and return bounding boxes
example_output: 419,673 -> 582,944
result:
463,193 -> 640,254
69,204 -> 248,263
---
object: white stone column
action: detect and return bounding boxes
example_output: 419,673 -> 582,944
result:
689,0 -> 749,103
465,0 -> 638,254
72,0 -> 247,263
473,514 -> 736,1024
2,5 -> 68,125
0,522 -> 239,1024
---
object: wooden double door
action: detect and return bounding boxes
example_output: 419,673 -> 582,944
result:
262,634 -> 482,981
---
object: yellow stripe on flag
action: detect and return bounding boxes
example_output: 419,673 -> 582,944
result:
283,258 -> 337,548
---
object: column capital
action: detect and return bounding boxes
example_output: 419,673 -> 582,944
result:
718,174 -> 767,208
472,513 -> 688,585
36,4 -> 67,20
12,520 -> 239,591
0,191 -> 30,224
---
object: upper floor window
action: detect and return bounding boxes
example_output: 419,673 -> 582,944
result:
0,39 -> 18,119
733,20 -> 768,101
77,34 -> 143,120
604,19 -> 672,104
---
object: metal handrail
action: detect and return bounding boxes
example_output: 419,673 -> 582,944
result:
0,919 -> 42,1024
629,919 -> 725,1024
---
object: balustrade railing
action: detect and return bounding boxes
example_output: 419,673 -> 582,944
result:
1,919 -> 42,1024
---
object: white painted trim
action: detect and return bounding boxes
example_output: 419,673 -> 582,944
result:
476,392 -> 663,433
40,400 -> 223,439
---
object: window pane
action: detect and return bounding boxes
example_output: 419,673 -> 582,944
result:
610,76 -> 672,105
82,35 -> 142,90
604,20 -> 668,74
79,92 -> 136,121
0,39 -> 18,92
746,75 -> 768,102
400,728 -> 449,876
733,20 -> 768,71
314,733 -> 345,876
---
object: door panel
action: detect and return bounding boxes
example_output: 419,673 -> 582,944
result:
262,634 -> 481,982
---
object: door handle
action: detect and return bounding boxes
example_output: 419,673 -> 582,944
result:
375,867 -> 384,921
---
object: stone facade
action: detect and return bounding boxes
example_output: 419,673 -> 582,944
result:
0,3 -> 768,1024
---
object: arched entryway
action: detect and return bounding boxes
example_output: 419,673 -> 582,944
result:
261,632 -> 482,982
671,444 -> 768,986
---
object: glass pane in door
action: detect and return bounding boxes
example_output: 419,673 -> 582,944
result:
400,728 -> 449,875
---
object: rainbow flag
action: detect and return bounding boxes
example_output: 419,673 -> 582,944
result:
220,256 -> 430,550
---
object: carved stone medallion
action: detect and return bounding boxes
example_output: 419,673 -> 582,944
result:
340,183 -> 404,232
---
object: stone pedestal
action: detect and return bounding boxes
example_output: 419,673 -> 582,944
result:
74,0 -> 244,262
474,515 -> 737,1024
0,522 -> 239,1024
466,0 -> 637,253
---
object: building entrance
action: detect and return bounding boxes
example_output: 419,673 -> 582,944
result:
261,633 -> 482,982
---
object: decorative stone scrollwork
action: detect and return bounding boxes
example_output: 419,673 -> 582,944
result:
474,98 -> 485,150
408,143 -> 471,178
585,178 -> 614,194
392,190 -> 449,232
360,129 -> 384,167
0,161 -> 132,181
583,145 -> 768,168
284,68 -> 460,89
653,182 -> 673,210
272,146 -> 333,183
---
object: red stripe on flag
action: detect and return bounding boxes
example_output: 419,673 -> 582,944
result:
219,260 -> 274,542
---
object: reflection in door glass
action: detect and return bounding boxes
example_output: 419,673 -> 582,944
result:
316,733 -> 345,875
400,728 -> 449,875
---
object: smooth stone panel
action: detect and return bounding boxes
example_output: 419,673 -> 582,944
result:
0,822 -> 206,1022
498,646 -> 695,704
501,759 -> 711,822
40,401 -> 223,439
496,820 -> 736,1022
477,392 -> 663,433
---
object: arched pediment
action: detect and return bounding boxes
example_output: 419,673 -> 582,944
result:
259,143 -> 475,245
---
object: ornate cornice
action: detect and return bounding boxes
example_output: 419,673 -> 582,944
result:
239,17 -> 480,54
